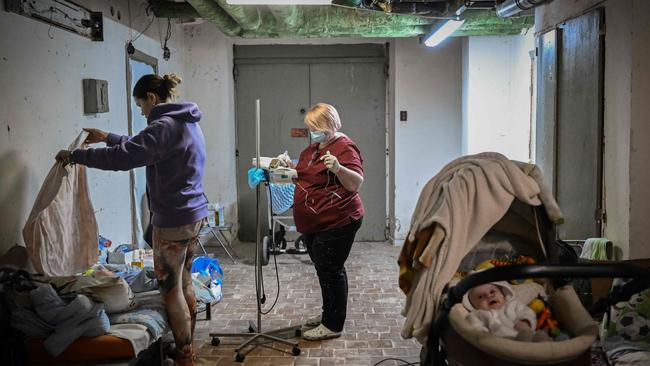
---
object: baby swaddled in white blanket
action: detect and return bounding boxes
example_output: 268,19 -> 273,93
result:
463,280 -> 551,342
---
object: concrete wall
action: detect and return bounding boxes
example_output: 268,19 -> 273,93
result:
181,24 -> 238,228
601,0 -> 631,260
0,0 -> 186,253
628,0 -> 650,259
462,33 -> 535,162
393,37 -> 463,242
536,0 -> 650,259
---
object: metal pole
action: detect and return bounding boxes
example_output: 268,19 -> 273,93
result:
254,99 -> 262,333
209,98 -> 300,361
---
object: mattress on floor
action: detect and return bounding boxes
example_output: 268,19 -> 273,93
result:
26,334 -> 135,364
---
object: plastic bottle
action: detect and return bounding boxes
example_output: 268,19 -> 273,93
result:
207,203 -> 217,227
217,204 -> 225,227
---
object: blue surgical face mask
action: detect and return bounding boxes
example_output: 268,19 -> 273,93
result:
310,130 -> 327,143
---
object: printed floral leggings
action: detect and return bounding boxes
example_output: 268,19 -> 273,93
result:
153,225 -> 200,359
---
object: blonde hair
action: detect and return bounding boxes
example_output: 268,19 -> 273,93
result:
304,103 -> 342,134
162,73 -> 182,100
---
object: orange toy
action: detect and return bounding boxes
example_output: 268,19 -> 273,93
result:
533,305 -> 561,337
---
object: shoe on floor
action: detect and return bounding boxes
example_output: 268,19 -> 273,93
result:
305,315 -> 322,327
302,324 -> 341,341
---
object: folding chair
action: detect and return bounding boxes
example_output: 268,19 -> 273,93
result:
197,223 -> 237,264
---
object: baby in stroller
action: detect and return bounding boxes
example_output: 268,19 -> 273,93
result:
464,280 -> 551,342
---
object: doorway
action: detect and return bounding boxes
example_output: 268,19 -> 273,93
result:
126,48 -> 157,248
535,9 -> 605,240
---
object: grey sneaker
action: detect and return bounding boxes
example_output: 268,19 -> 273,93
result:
302,324 -> 341,341
305,315 -> 322,327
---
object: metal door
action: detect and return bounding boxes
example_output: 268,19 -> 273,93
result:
310,62 -> 387,241
535,29 -> 558,191
555,9 -> 604,239
235,64 -> 310,242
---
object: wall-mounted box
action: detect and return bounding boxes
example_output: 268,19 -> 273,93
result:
5,0 -> 103,41
83,79 -> 109,113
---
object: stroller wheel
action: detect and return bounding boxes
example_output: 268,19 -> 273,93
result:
293,235 -> 307,254
291,235 -> 309,254
261,236 -> 270,266
274,230 -> 288,250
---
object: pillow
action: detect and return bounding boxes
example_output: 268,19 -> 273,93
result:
511,281 -> 547,306
601,279 -> 650,343
39,275 -> 136,314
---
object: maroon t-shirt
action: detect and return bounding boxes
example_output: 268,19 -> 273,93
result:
293,134 -> 365,234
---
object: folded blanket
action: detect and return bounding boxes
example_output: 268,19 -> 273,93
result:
11,283 -> 110,357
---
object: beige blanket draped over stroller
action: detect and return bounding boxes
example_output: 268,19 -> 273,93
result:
398,152 -> 563,343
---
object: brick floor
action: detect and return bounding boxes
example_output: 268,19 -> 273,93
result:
194,242 -> 421,365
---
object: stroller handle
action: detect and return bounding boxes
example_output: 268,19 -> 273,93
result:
446,263 -> 650,307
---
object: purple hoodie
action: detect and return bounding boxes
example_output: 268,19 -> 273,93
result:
72,102 -> 208,228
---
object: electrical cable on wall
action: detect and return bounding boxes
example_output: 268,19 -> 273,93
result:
161,18 -> 172,61
126,0 -> 155,55
26,2 -> 86,29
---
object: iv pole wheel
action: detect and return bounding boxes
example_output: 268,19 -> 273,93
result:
261,235 -> 270,266
292,347 -> 301,356
211,337 -> 220,346
235,352 -> 246,362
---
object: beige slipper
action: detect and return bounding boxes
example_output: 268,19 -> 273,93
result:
302,324 -> 341,341
305,315 -> 322,327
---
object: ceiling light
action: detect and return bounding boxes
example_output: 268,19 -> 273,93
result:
424,19 -> 465,47
226,0 -> 331,4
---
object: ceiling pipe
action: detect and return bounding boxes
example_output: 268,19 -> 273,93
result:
215,0 -> 263,31
267,5 -> 302,29
185,0 -> 243,36
496,0 -> 549,18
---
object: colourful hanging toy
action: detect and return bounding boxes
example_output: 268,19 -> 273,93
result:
529,296 -> 561,337
474,255 -> 537,284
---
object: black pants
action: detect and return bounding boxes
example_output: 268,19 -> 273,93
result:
303,218 -> 362,332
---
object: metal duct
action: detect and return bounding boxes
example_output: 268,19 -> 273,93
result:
185,0 -> 242,36
496,0 -> 549,18
214,0 -> 263,31
267,5 -> 302,29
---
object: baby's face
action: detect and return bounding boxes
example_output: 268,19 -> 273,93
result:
469,284 -> 506,310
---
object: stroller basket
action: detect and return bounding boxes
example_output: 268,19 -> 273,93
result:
259,171 -> 308,266
427,263 -> 650,366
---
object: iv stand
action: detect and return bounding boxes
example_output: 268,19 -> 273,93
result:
209,99 -> 302,362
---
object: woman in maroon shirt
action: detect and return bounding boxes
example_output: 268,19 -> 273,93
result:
280,103 -> 364,340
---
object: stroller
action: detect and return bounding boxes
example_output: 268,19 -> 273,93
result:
259,169 -> 308,266
398,153 -> 650,366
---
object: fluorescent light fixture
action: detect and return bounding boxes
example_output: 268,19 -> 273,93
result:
226,0 -> 331,4
424,19 -> 465,47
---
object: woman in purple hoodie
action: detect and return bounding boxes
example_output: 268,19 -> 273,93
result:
56,73 -> 207,366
